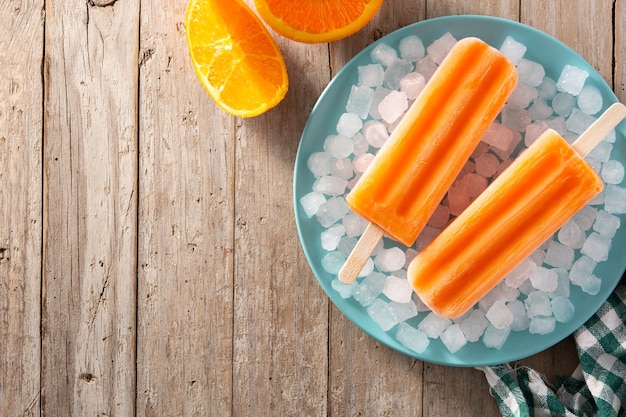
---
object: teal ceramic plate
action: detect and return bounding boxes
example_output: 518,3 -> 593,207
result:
293,15 -> 626,366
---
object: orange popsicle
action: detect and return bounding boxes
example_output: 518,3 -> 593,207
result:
408,103 -> 626,319
339,37 -> 518,283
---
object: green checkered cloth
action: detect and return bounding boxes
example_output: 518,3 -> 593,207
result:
478,285 -> 626,417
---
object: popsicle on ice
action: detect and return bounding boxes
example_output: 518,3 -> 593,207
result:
338,37 -> 518,284
408,103 -> 626,319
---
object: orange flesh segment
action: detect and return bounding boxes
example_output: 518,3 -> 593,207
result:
254,0 -> 384,43
408,129 -> 604,319
346,37 -> 518,246
263,0 -> 369,34
186,0 -> 288,117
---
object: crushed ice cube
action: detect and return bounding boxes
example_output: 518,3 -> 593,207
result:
558,220 -> 586,249
313,175 -> 348,196
342,213 -> 368,238
358,64 -> 384,88
396,322 -> 430,353
525,291 -> 552,318
605,185 -> 626,214
352,133 -> 369,156
501,103 -> 532,132
330,158 -> 353,180
336,112 -> 363,138
507,299 -> 530,331
414,55 -> 438,81
529,316 -> 556,335
570,255 -> 601,295
545,115 -> 568,136
384,59 -> 413,90
601,160 -> 625,184
459,309 -> 489,342
499,36 -> 527,65
418,312 -> 452,338
324,135 -> 353,159
544,241 -> 575,269
552,92 -> 575,116
529,267 -> 559,292
440,324 -> 467,353
399,35 -> 425,62
316,197 -> 350,227
307,152 -> 333,177
346,85 -> 375,119
556,64 -> 589,95
482,324 -> 511,350
537,76 -> 558,101
382,275 -> 413,303
363,120 -> 389,148
529,98 -> 553,121
517,59 -> 545,87
426,32 -> 457,65
592,210 -> 621,238
577,85 -> 603,115
331,278 -> 355,299
375,247 -> 406,272
551,296 -> 575,323
524,120 -> 549,147
400,72 -> 426,99
388,300 -> 418,322
378,90 -> 409,124
572,206 -> 598,230
300,191 -> 326,218
505,258 -> 537,288
352,272 -> 386,306
486,301 -> 514,330
353,153 -> 375,174
367,299 -> 397,331
369,86 -> 392,119
581,231 -> 611,262
427,204 -> 450,228
509,83 -> 538,109
321,251 -> 346,274
566,108 -> 597,135
370,42 -> 398,67
548,268 -> 570,299
321,224 -> 345,251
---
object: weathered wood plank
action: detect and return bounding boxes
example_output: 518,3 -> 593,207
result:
327,2 -> 428,416
616,0 -> 626,103
231,2 -> 330,415
427,0 -> 519,18
522,0 -> 614,84
42,1 -> 139,415
136,1 -> 235,415
0,1 -> 44,415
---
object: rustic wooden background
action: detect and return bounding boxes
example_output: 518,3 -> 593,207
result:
1,0 -> 624,415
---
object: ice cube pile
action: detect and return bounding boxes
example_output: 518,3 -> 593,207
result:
300,33 -> 625,355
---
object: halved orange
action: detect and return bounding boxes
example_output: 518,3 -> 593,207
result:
253,0 -> 384,44
185,0 -> 289,118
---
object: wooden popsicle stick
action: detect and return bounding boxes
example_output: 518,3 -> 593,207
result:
572,103 -> 626,157
338,222 -> 384,284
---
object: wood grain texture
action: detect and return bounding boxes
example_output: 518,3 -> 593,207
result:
1,0 -> 624,415
0,1 -> 44,415
231,3 -> 331,415
136,1 -> 235,415
522,0 -> 614,84
42,1 -> 139,415
617,0 -> 626,103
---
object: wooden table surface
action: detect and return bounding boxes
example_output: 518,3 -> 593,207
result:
2,0 -> 625,415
